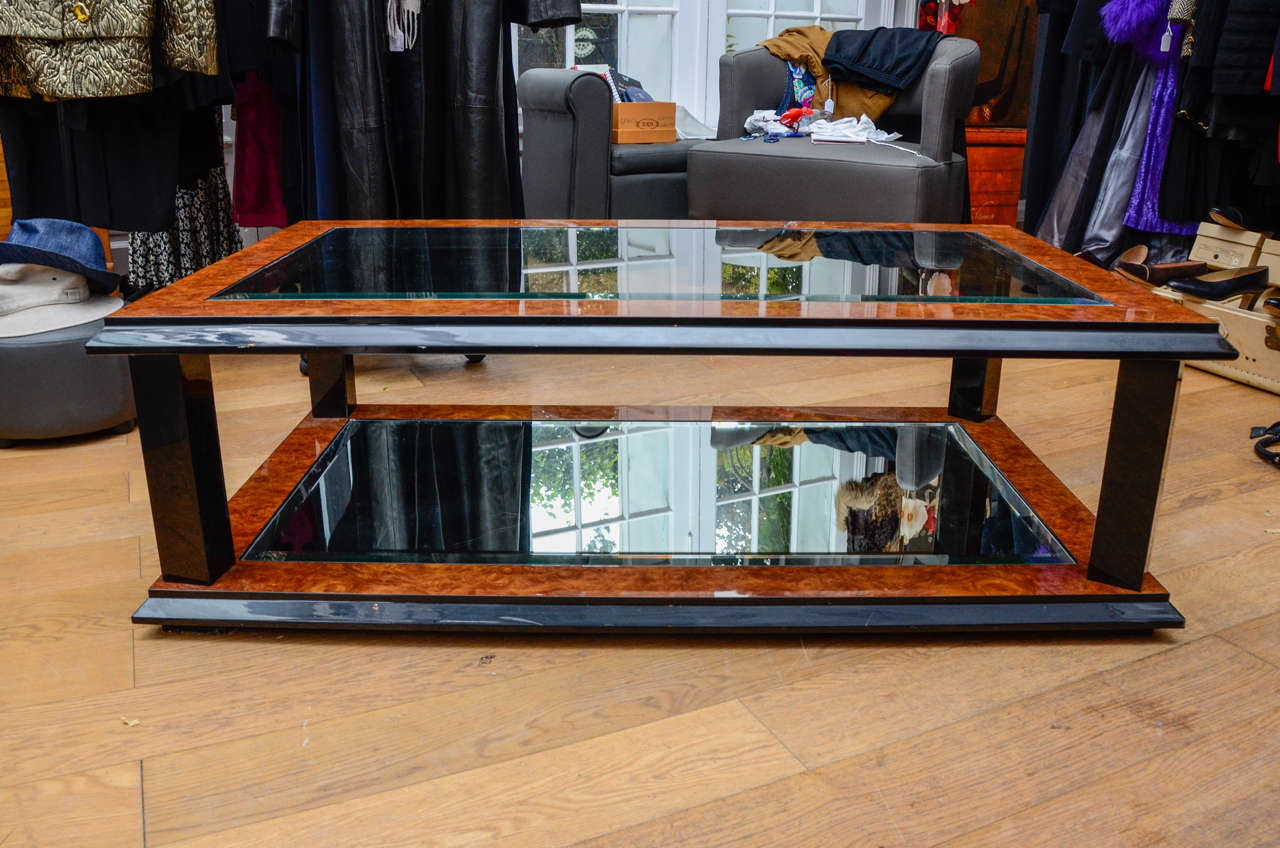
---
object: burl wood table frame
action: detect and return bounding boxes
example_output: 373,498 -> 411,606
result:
88,220 -> 1237,633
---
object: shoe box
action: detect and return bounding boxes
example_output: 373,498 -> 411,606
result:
1153,225 -> 1280,394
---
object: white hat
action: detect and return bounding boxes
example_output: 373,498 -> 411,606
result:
0,294 -> 123,338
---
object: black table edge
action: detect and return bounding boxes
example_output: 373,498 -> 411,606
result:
133,596 -> 1185,633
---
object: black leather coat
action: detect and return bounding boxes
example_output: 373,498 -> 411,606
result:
267,0 -> 580,219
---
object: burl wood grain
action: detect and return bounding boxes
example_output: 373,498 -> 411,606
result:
150,405 -> 1167,603
109,220 -> 1212,327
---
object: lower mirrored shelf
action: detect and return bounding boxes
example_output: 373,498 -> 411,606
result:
137,404 -> 1183,633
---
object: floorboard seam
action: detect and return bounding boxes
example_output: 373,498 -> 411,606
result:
736,696 -> 809,771
140,760 -> 148,848
794,632 -> 1217,779
1216,636 -> 1280,671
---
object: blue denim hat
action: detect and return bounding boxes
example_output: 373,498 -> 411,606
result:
0,219 -> 121,294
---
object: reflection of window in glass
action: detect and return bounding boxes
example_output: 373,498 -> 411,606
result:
725,0 -> 865,55
512,2 -> 679,102
529,422 -> 676,554
711,431 -> 839,556
520,227 -> 676,299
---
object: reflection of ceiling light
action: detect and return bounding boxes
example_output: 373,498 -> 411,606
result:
574,26 -> 597,58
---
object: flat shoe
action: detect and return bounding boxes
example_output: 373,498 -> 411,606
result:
1116,259 -> 1209,285
1167,266 -> 1270,300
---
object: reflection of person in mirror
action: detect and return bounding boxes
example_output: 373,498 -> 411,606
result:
742,424 -> 946,551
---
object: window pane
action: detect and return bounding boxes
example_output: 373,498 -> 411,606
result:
516,25 -> 566,76
727,0 -> 770,11
766,264 -> 803,296
577,227 -> 619,261
775,16 -> 816,33
532,528 -> 577,553
533,423 -> 574,445
574,12 -> 619,66
627,430 -> 671,513
715,501 -> 752,554
580,439 -> 621,522
531,446 -> 575,532
721,262 -> 760,297
625,15 -> 674,100
716,445 -> 754,497
628,514 -> 671,552
526,270 -> 569,293
796,484 -> 834,550
822,0 -> 863,14
758,492 -> 793,552
726,16 -> 770,53
825,18 -> 863,30
584,523 -> 620,553
523,228 -> 569,266
578,267 -> 619,294
777,0 -> 816,10
758,445 -> 794,489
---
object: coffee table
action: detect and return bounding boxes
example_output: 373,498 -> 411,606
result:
88,221 -> 1236,632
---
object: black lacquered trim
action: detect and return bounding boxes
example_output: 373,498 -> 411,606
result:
133,596 -> 1185,632
87,321 -> 1237,360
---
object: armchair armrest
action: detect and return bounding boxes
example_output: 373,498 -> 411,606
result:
912,38 -> 980,164
716,48 -> 789,140
516,68 -> 613,218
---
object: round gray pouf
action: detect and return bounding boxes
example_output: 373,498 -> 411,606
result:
0,317 -> 136,445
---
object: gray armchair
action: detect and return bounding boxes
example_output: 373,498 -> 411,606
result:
689,38 -> 980,223
516,68 -> 701,219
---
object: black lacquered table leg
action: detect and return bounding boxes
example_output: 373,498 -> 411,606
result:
130,354 -> 234,584
308,352 -> 356,418
1088,359 -> 1182,590
948,358 -> 1003,421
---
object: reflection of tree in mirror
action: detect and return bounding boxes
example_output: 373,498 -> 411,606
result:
526,270 -> 569,293
758,445 -> 793,489
584,526 -> 618,553
530,446 -> 574,524
758,492 -> 792,553
721,263 -> 758,297
716,501 -> 751,554
766,265 -> 802,296
578,267 -> 619,294
716,445 -> 753,497
577,227 -> 619,261
522,228 -> 569,267
529,440 -> 621,515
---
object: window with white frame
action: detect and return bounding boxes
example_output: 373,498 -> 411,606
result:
716,245 -> 901,300
513,0 -> 911,127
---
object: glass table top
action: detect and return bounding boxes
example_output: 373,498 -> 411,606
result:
245,418 -> 1072,567
213,226 -> 1107,305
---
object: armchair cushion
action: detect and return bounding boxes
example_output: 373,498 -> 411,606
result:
687,137 -> 966,222
610,140 -> 702,176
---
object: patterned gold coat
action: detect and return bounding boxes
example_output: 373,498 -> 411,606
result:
0,0 -> 218,100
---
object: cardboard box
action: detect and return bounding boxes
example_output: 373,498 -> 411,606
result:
1260,238 -> 1280,284
1189,221 -> 1264,270
611,101 -> 676,144
1154,286 -> 1280,395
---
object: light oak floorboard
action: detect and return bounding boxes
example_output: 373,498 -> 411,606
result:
0,354 -> 1276,846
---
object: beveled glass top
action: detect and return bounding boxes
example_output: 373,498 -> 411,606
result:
213,226 -> 1107,305
244,418 -> 1071,566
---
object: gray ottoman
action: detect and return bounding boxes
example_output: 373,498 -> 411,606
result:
0,316 -> 135,446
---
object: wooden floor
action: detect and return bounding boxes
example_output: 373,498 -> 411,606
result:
2,352 -> 1279,847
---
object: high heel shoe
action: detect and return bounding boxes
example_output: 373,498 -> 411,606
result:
1166,266 -> 1270,300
